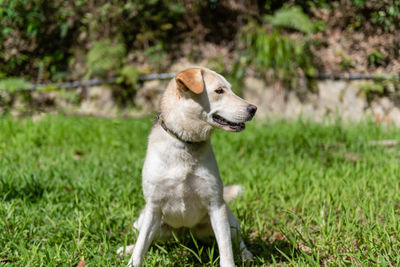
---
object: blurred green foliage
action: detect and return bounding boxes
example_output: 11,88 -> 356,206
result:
85,40 -> 140,105
0,0 -> 187,80
0,77 -> 31,93
0,0 -> 77,78
231,6 -> 316,93
359,75 -> 400,102
0,0 -> 398,88
264,6 -> 316,34
367,48 -> 386,67
353,0 -> 400,32
85,40 -> 126,79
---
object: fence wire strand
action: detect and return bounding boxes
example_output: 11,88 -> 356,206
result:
8,72 -> 400,93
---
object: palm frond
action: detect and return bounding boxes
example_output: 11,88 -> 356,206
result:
264,6 -> 315,34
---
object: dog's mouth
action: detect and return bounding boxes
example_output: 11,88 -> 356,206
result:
212,114 -> 245,132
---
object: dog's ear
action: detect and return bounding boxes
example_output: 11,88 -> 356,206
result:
175,68 -> 204,94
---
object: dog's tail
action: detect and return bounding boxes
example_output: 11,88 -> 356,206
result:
223,185 -> 244,203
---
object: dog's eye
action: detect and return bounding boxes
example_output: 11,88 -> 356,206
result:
215,88 -> 224,94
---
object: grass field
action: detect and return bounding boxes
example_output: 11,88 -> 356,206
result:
1,114 -> 400,266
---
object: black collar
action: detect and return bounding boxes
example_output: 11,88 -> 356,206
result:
156,113 -> 201,145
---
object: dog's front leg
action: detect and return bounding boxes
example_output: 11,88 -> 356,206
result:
128,205 -> 161,267
209,203 -> 235,267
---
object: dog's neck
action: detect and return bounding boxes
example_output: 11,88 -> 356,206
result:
157,113 -> 204,144
159,83 -> 214,143
158,112 -> 213,143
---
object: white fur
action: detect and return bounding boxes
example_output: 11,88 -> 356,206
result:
117,67 -> 256,266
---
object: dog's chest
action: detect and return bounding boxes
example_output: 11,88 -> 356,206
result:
143,136 -> 221,229
160,172 -> 209,228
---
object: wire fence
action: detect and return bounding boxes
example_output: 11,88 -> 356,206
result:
317,73 -> 400,80
8,72 -> 400,93
29,73 -> 177,91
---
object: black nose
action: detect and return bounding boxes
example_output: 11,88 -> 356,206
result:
247,104 -> 257,117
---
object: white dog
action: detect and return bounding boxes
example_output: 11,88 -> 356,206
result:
118,67 -> 257,266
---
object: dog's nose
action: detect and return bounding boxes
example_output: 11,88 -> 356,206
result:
247,104 -> 257,117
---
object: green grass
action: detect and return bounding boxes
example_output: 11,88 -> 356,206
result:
1,114 -> 400,266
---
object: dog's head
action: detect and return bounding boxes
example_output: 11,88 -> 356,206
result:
173,67 -> 257,132
160,67 -> 257,142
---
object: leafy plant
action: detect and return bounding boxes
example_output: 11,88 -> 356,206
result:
358,76 -> 400,103
0,0 -> 187,80
0,0 -> 77,78
85,40 -> 140,106
143,42 -> 168,72
85,40 -> 126,79
339,56 -> 353,71
370,4 -> 400,32
232,16 -> 316,92
367,48 -> 385,67
359,81 -> 385,95
117,65 -> 140,86
264,6 -> 315,34
0,77 -> 31,92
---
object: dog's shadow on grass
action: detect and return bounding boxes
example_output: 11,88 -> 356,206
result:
247,237 -> 304,265
1,174 -> 48,203
147,235 -> 303,266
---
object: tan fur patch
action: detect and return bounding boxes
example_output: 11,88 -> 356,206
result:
175,68 -> 204,94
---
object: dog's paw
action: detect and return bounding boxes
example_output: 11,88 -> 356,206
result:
116,244 -> 135,256
241,249 -> 253,261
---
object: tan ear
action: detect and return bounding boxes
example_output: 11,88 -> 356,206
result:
175,68 -> 204,94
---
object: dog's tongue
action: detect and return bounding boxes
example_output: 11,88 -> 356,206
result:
229,123 -> 245,131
